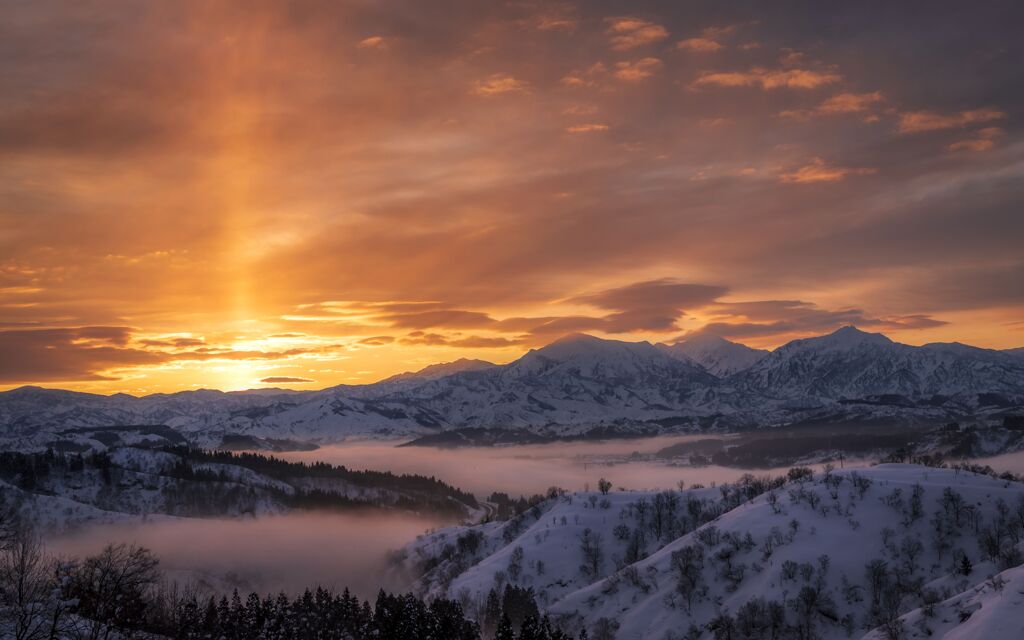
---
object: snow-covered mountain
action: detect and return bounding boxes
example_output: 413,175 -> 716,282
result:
2,327 -> 1024,448
378,358 -> 498,384
734,327 -> 1024,408
398,464 -> 1024,640
367,334 -> 718,431
0,384 -> 438,448
659,333 -> 769,377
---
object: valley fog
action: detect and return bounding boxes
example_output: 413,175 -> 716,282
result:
47,512 -> 443,600
277,435 -> 801,496
45,440 -> 1024,604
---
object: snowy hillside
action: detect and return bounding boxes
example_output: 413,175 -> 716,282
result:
398,484 -> 729,608
398,464 -> 1024,639
0,446 -> 480,532
862,564 -> 1024,640
3,328 -> 1024,449
660,334 -> 769,377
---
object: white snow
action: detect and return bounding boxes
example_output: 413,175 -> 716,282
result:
399,464 -> 1024,639
659,334 -> 769,377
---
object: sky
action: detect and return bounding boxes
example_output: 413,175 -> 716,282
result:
1,0 -> 1023,394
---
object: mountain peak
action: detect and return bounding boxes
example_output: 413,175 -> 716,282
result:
528,334 -> 653,361
381,358 -> 496,384
660,333 -> 768,377
675,332 -> 731,347
550,332 -> 604,346
819,325 -> 892,347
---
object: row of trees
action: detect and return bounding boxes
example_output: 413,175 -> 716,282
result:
167,447 -> 479,510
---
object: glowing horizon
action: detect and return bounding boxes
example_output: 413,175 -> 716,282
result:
1,2 -> 1022,394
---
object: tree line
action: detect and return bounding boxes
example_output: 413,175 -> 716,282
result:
0,512 -> 583,640
0,447 -> 478,519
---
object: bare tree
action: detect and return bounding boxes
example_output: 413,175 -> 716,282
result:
578,528 -> 604,581
0,523 -> 68,640
66,543 -> 161,640
507,546 -> 524,582
670,544 -> 705,612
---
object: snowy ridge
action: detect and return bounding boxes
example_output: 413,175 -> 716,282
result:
659,334 -> 769,377
2,327 -> 1024,447
379,358 -> 498,384
735,327 -> 1024,404
0,446 -> 480,532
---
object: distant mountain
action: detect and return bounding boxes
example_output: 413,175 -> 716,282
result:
1007,346 -> 1024,359
658,333 -> 768,377
2,327 -> 1024,447
0,384 -> 436,448
378,358 -> 497,384
735,326 -> 1024,407
360,333 -> 719,433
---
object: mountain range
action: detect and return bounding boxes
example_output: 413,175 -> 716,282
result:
3,326 -> 1024,449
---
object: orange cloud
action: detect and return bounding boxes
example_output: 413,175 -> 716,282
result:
560,63 -> 606,87
947,139 -> 995,152
693,67 -> 841,90
676,25 -> 736,52
473,73 -> 528,96
677,38 -> 722,52
897,108 -> 1006,133
400,331 -> 523,349
945,126 -> 1006,152
613,58 -> 662,81
0,326 -> 338,383
357,336 -> 395,346
605,17 -> 669,51
779,91 -> 884,119
819,91 -> 884,113
532,5 -> 577,32
357,36 -> 387,49
696,300 -> 946,343
778,157 -> 876,183
565,123 -> 609,133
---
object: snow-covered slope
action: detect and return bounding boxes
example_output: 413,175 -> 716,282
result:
400,484 -> 728,609
659,334 -> 769,377
863,563 -> 1024,640
399,464 -> 1024,640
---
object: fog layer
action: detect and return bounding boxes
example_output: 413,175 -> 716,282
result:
53,438 -> 1024,600
48,512 -> 442,599
278,436 -> 796,496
